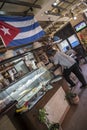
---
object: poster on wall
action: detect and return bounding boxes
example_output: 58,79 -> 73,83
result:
68,34 -> 80,48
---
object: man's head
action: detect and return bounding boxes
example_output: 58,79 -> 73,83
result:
47,49 -> 57,56
66,46 -> 70,51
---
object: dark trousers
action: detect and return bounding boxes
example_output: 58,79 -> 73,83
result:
63,63 -> 86,87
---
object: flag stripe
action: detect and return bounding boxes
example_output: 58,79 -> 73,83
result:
14,26 -> 43,40
8,31 -> 45,46
0,15 -> 34,22
16,22 -> 40,32
0,16 -> 45,46
6,18 -> 37,28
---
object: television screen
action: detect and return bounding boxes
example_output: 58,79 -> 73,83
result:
74,21 -> 87,32
57,40 -> 70,52
68,34 -> 80,48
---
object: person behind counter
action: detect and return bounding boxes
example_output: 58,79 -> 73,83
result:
66,46 -> 76,57
48,49 -> 87,89
65,46 -> 79,64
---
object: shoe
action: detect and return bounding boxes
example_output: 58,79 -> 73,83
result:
71,83 -> 76,88
80,84 -> 87,89
84,85 -> 87,88
69,85 -> 75,91
69,87 -> 73,91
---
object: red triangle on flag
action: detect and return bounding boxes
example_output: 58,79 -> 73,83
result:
0,21 -> 20,46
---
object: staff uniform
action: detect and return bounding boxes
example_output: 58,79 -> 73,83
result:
52,51 -> 86,88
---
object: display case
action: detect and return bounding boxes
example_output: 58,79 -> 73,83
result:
0,67 -> 53,111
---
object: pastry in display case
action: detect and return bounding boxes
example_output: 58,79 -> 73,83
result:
0,67 -> 53,112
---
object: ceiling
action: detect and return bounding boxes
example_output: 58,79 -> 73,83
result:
0,0 -> 87,44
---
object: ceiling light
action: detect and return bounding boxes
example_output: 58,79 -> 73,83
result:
52,2 -> 57,6
52,0 -> 60,7
44,10 -> 49,14
73,16 -> 77,20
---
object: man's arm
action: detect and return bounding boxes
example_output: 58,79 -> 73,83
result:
50,64 -> 61,72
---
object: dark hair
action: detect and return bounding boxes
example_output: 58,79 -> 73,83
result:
66,46 -> 69,50
47,49 -> 56,56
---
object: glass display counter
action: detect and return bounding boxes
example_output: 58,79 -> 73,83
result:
0,67 -> 53,111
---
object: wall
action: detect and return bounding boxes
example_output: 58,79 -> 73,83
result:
54,23 -> 75,40
70,14 -> 85,27
54,13 -> 86,41
70,13 -> 87,48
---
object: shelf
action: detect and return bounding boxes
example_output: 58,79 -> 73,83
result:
16,79 -> 51,108
5,68 -> 46,92
0,67 -> 53,111
0,68 -> 38,92
6,70 -> 48,105
0,51 -> 31,66
0,45 -> 46,66
17,85 -> 43,108
0,65 -> 14,73
28,92 -> 46,110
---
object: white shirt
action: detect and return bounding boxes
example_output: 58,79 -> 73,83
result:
66,49 -> 77,59
52,51 -> 76,69
66,49 -> 76,56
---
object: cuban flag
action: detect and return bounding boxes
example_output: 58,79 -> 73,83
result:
0,15 -> 45,47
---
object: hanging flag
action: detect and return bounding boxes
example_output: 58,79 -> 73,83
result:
0,21 -> 20,46
0,16 -> 45,47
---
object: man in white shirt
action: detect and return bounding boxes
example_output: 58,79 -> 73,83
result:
50,49 -> 86,89
66,46 -> 76,56
65,46 -> 79,64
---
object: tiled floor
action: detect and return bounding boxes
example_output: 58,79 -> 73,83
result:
62,63 -> 87,130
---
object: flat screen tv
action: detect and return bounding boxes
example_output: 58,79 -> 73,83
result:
57,40 -> 70,52
68,34 -> 80,48
74,21 -> 87,32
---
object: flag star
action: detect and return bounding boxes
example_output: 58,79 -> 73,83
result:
0,26 -> 11,35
